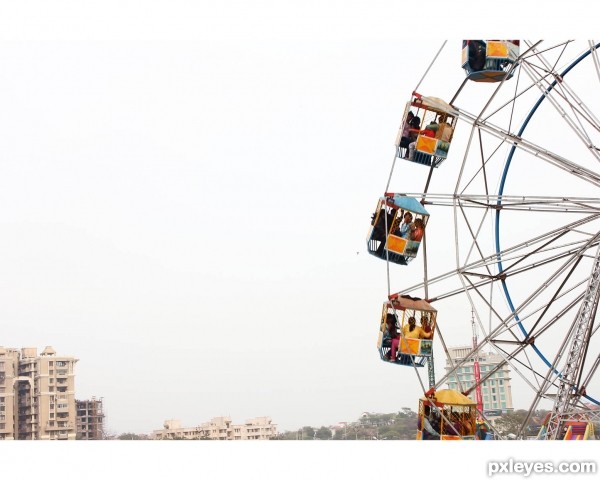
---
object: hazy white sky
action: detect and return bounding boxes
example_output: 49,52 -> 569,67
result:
1,0 -> 599,446
0,36 -> 406,433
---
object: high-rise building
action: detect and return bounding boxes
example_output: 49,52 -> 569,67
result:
0,348 -> 20,440
445,346 -> 514,414
0,346 -> 78,440
76,397 -> 104,440
152,416 -> 277,440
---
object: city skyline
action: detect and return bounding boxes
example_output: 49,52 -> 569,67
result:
1,342 -> 525,438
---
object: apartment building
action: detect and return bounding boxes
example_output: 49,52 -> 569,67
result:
0,348 -> 20,440
235,416 -> 277,440
76,397 -> 104,440
445,345 -> 514,413
0,346 -> 78,440
152,416 -> 277,440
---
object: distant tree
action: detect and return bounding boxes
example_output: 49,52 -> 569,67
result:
273,408 -> 422,441
301,426 -> 315,439
493,409 -> 549,438
117,433 -> 144,440
102,428 -> 118,440
359,412 -> 396,427
385,409 -> 418,439
315,426 -> 332,440
493,410 -> 526,437
272,431 -> 298,440
344,423 -> 374,440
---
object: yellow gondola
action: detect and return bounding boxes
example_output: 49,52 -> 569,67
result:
417,389 -> 477,440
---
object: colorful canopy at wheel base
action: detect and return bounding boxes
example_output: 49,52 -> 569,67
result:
422,389 -> 476,406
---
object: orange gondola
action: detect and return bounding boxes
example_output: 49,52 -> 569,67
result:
377,295 -> 437,367
394,93 -> 458,167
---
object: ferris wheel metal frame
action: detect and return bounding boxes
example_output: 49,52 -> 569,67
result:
380,40 -> 600,440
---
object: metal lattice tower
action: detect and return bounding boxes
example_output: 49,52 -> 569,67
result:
544,245 -> 600,439
427,356 -> 435,389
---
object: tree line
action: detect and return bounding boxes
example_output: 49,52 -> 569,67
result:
274,409 -> 600,440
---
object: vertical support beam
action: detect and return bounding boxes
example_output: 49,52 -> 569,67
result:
427,354 -> 436,389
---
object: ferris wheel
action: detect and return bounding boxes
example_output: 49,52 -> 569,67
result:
368,40 -> 600,440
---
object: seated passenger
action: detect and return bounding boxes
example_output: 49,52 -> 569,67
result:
371,208 -> 394,242
410,218 -> 425,242
444,411 -> 463,436
383,314 -> 400,362
372,208 -> 397,255
399,111 -> 415,157
435,114 -> 454,143
468,40 -> 486,71
407,116 -> 421,160
403,316 -> 433,339
422,405 -> 441,440
464,414 -> 476,436
408,116 -> 421,141
393,211 -> 413,239
420,314 -> 432,334
422,119 -> 438,137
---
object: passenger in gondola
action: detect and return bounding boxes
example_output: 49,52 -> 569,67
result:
468,40 -> 486,71
383,314 -> 400,362
403,316 -> 433,340
407,116 -> 421,160
445,411 -> 463,436
422,119 -> 438,137
463,417 -> 475,437
436,114 -> 454,143
422,405 -> 441,440
372,207 -> 397,255
394,211 -> 414,239
410,217 -> 425,242
409,116 -> 421,139
370,209 -> 385,241
399,111 -> 415,157
420,314 -> 432,334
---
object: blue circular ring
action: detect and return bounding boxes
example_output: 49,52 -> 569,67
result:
495,43 -> 600,406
